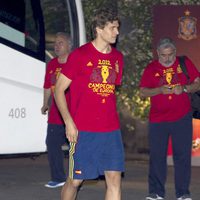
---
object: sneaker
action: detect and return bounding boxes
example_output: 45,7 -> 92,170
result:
177,194 -> 192,200
44,181 -> 65,188
146,193 -> 164,200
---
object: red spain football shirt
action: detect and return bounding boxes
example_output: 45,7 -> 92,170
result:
44,58 -> 69,124
140,57 -> 199,122
62,42 -> 124,132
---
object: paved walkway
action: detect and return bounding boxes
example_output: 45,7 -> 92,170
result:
0,153 -> 200,200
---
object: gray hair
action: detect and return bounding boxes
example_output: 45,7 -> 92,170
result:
55,32 -> 72,49
157,37 -> 176,51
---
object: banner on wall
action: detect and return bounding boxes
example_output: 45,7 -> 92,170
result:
153,5 -> 200,70
153,5 -> 200,166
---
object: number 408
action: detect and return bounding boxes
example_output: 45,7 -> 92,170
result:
8,108 -> 26,118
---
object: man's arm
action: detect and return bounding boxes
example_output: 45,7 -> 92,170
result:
184,77 -> 200,93
140,85 -> 174,98
41,88 -> 51,114
140,77 -> 200,98
172,77 -> 200,95
54,73 -> 78,143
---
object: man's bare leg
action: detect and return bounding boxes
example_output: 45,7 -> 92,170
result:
61,178 -> 83,200
104,171 -> 122,200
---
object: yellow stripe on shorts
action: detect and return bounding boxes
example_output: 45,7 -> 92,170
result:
68,142 -> 76,179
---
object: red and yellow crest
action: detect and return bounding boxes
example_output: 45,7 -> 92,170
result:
178,10 -> 197,41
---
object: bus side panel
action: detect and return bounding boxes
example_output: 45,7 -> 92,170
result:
0,43 -> 47,154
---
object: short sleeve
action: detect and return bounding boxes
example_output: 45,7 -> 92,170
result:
61,49 -> 81,80
139,64 -> 154,88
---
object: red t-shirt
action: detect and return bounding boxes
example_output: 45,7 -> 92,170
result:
61,42 -> 124,132
43,58 -> 69,124
140,56 -> 199,123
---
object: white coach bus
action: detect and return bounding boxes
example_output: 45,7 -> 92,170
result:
0,0 -> 86,154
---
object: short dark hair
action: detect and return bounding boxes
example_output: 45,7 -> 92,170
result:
91,8 -> 119,38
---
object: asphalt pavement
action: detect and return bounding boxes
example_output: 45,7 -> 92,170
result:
0,153 -> 200,200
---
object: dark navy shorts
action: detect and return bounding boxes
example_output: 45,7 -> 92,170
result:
68,130 -> 125,180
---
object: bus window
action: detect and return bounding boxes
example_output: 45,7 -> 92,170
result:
0,0 -> 25,46
41,0 -> 86,62
0,0 -> 45,61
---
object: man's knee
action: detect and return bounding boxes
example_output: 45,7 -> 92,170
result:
105,171 -> 121,187
67,178 -> 83,188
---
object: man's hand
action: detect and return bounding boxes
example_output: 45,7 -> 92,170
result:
41,105 -> 49,115
160,85 -> 174,95
172,85 -> 183,95
66,121 -> 78,143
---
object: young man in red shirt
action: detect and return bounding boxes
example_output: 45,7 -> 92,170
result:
55,8 -> 124,200
140,37 -> 200,200
41,32 -> 71,188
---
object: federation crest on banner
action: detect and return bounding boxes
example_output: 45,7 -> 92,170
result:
178,10 -> 197,40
